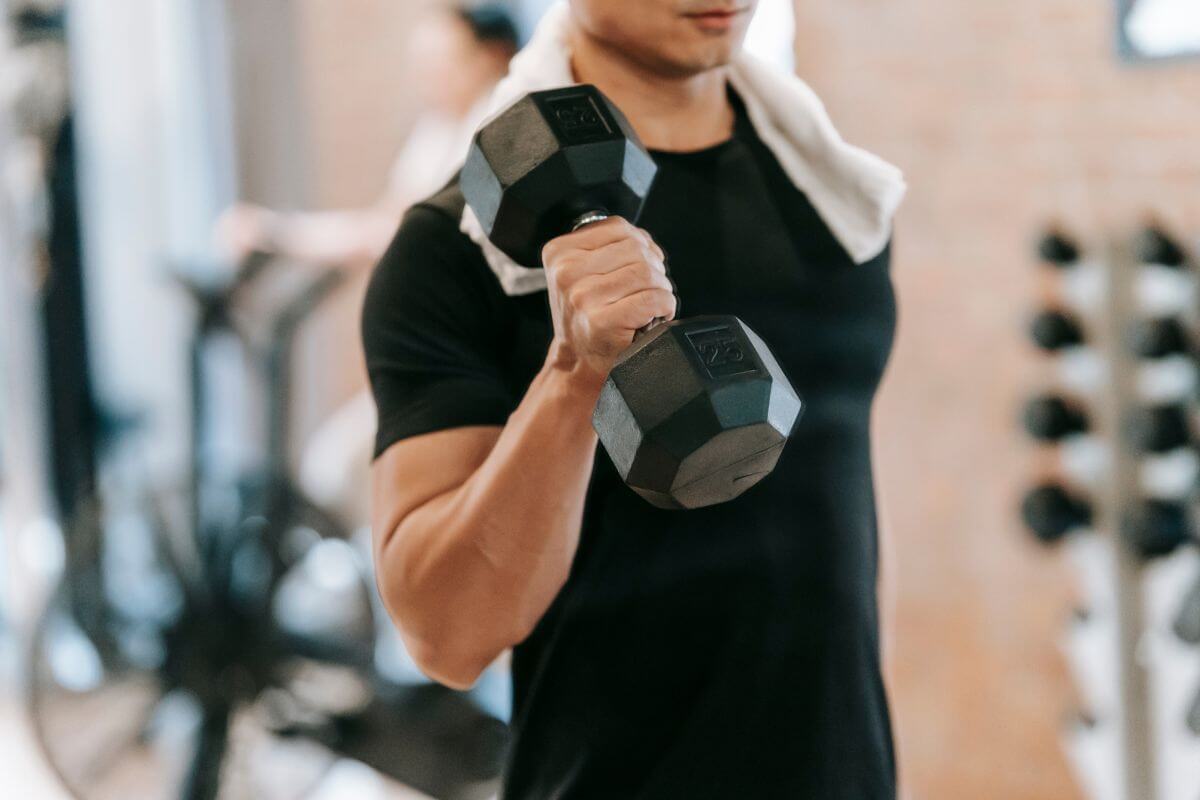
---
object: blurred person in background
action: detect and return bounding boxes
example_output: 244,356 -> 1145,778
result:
218,3 -> 519,266
218,3 -> 519,519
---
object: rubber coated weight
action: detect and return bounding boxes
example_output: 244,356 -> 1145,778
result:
1121,500 -> 1192,560
1124,405 -> 1191,453
1173,574 -> 1200,645
593,316 -> 799,509
1021,483 -> 1091,544
1135,226 -> 1187,268
1030,310 -> 1084,351
1127,318 -> 1190,359
462,87 -> 656,269
461,85 -> 802,509
1022,395 -> 1089,442
1037,231 -> 1081,267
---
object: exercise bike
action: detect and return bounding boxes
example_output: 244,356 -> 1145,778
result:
25,252 -> 508,800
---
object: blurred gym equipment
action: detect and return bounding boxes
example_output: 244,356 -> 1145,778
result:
1020,224 -> 1200,800
26,253 -> 508,800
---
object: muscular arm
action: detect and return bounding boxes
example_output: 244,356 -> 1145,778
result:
369,217 -> 674,690
370,354 -> 600,690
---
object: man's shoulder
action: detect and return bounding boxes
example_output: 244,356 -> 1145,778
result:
417,178 -> 467,222
364,178 -> 503,332
375,177 -> 486,285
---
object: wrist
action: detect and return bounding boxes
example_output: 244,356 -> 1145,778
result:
543,339 -> 607,404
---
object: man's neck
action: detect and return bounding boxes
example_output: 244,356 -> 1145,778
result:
567,27 -> 734,153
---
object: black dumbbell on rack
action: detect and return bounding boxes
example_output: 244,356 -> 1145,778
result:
1122,500 -> 1195,561
1128,317 -> 1192,360
1135,225 -> 1188,269
1021,482 -> 1093,546
1023,394 -> 1090,442
1030,309 -> 1086,353
1125,405 -> 1193,454
1174,575 -> 1200,645
1038,230 -> 1083,268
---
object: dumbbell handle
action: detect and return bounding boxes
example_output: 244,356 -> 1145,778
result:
571,210 -> 671,338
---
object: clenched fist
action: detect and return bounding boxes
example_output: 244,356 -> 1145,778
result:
541,217 -> 677,390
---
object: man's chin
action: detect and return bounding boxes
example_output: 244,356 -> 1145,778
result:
675,51 -> 737,76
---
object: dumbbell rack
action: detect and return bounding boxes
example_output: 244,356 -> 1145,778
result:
1023,228 -> 1200,800
1095,239 -> 1157,800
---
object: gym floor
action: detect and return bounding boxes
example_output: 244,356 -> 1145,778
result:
0,644 -> 435,800
0,695 -> 437,800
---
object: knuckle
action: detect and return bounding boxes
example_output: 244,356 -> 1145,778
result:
582,308 -> 603,335
554,253 -> 581,276
565,282 -> 587,309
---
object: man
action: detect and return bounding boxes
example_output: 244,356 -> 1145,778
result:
363,1 -> 904,797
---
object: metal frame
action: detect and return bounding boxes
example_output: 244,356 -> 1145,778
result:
0,0 -> 60,631
1098,241 -> 1157,800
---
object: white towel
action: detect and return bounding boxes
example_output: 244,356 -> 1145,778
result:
458,1 -> 907,296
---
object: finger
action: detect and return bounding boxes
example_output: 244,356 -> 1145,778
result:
569,261 -> 674,309
640,232 -> 665,263
551,239 -> 667,297
543,216 -> 644,263
586,237 -> 667,275
590,288 -> 677,333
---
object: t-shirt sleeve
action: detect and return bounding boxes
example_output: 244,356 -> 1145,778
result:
361,205 -> 514,459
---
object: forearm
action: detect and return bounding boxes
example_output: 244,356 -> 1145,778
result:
377,348 -> 602,682
272,208 -> 397,265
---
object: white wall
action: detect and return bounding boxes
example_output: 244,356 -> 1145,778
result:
68,0 -> 238,475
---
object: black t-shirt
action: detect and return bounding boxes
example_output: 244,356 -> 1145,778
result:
362,89 -> 898,800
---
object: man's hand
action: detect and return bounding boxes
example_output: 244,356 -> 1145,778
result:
542,217 -> 676,390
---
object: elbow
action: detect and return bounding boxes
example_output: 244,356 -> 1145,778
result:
376,576 -> 501,691
404,634 -> 494,691
373,517 -> 527,690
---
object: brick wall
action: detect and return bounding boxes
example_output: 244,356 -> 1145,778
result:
790,1 -> 1200,798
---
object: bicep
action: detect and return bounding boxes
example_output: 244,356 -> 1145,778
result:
370,425 -> 503,559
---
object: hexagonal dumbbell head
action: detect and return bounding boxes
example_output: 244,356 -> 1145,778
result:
462,84 -> 659,268
593,316 -> 803,510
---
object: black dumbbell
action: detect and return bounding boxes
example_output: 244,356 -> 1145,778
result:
1124,405 -> 1192,453
1127,317 -> 1190,359
462,85 -> 802,509
1121,500 -> 1193,560
1190,684 -> 1200,736
1021,483 -> 1092,545
1022,394 -> 1089,442
1030,310 -> 1084,352
1037,230 -> 1081,268
1174,574 -> 1200,646
1134,226 -> 1187,269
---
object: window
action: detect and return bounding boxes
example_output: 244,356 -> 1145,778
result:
1119,0 -> 1200,60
